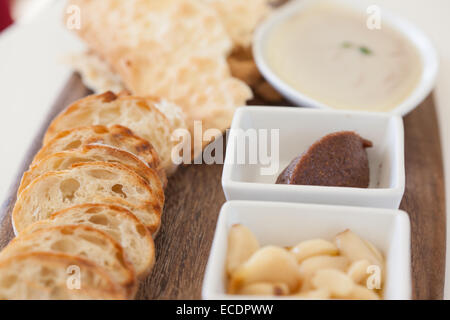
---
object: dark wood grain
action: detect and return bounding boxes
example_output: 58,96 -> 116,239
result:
0,74 -> 445,300
400,95 -> 446,300
138,163 -> 226,299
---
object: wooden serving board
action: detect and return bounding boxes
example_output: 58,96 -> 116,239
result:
0,74 -> 445,300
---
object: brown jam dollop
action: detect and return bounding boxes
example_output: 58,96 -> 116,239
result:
276,131 -> 373,188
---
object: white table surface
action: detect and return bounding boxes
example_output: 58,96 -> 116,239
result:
0,0 -> 449,298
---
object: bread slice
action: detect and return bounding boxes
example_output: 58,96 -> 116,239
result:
34,125 -> 166,187
22,204 -> 155,278
0,225 -> 137,298
12,162 -> 164,234
0,252 -> 127,300
19,144 -> 162,195
44,92 -> 187,175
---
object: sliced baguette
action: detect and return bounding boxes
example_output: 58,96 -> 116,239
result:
19,144 -> 162,195
22,204 -> 155,278
12,162 -> 164,234
44,92 -> 188,175
34,125 -> 166,187
0,225 -> 137,298
0,252 -> 126,300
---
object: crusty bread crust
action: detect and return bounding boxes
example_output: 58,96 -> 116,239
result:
34,125 -> 167,187
19,144 -> 162,195
22,204 -> 156,278
13,162 -> 164,234
43,92 -> 186,175
0,252 -> 127,300
0,225 -> 137,298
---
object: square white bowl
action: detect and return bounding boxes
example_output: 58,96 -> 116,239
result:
202,201 -> 411,300
222,107 -> 405,209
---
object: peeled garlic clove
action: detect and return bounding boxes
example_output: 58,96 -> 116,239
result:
347,259 -> 371,284
299,255 -> 349,281
228,246 -> 301,294
294,288 -> 330,300
346,285 -> 381,300
333,230 -> 383,267
238,282 -> 289,296
311,269 -> 355,298
363,239 -> 384,263
290,239 -> 338,263
299,277 -> 314,293
226,224 -> 260,275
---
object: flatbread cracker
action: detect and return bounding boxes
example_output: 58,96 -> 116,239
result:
204,0 -> 272,48
66,52 -> 125,94
70,0 -> 253,152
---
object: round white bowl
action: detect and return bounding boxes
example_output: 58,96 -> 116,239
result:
253,0 -> 439,116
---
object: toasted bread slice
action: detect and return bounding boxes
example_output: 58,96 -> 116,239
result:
22,204 -> 155,278
44,92 -> 187,175
0,225 -> 137,298
12,162 -> 164,234
0,252 -> 126,300
34,125 -> 166,187
19,144 -> 162,195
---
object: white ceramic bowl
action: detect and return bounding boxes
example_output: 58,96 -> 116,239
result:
222,107 -> 405,209
202,200 -> 411,300
253,0 -> 439,116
